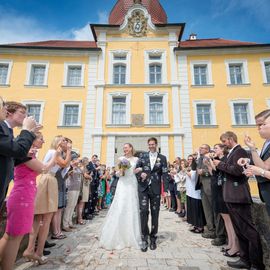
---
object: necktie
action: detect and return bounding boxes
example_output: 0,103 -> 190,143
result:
8,128 -> 14,139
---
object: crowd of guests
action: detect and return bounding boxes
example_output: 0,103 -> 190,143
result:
163,110 -> 270,270
0,95 -> 269,270
0,98 -> 119,269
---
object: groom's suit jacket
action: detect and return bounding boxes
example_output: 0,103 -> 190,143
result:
136,152 -> 169,195
0,121 -> 35,209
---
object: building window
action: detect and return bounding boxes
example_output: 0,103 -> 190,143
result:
23,101 -> 45,124
26,104 -> 41,123
63,63 -> 84,87
229,64 -> 243,85
26,61 -> 49,86
63,105 -> 79,126
233,103 -> 249,125
149,96 -> 163,124
60,102 -> 82,127
144,92 -> 169,125
145,50 -> 167,84
230,99 -> 255,126
109,51 -> 130,84
196,104 -> 211,125
190,60 -> 213,86
149,64 -> 162,84
193,100 -> 217,126
194,65 -> 207,85
260,58 -> 270,84
0,60 -> 13,85
67,66 -> 82,86
265,62 -> 270,83
112,97 -> 126,125
0,64 -> 8,85
225,60 -> 249,85
30,65 -> 46,85
113,64 -> 126,84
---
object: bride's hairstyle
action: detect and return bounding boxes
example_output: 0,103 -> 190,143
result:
124,143 -> 136,156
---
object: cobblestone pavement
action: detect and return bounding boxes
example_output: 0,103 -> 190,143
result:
15,206 -> 236,270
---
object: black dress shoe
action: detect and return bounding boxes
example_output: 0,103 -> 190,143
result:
150,240 -> 157,250
227,259 -> 250,269
141,241 -> 148,252
211,238 -> 226,246
85,214 -> 93,220
44,241 -> 56,248
43,249 -> 51,256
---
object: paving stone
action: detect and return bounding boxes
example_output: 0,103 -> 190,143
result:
15,208 -> 229,270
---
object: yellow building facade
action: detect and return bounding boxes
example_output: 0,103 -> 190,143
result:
0,0 -> 270,170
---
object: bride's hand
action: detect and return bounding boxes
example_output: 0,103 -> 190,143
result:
134,168 -> 142,174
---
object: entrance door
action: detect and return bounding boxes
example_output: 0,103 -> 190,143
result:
114,136 -> 160,164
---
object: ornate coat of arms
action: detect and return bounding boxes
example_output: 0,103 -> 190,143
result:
128,10 -> 148,37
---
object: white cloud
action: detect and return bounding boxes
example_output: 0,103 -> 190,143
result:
0,6 -> 108,44
72,23 -> 93,41
210,0 -> 270,30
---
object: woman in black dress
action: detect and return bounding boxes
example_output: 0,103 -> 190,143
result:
204,144 -> 240,257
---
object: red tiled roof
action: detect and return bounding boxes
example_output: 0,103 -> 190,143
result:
179,38 -> 257,48
109,0 -> 167,25
3,40 -> 98,49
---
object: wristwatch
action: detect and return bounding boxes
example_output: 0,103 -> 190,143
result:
260,169 -> 265,177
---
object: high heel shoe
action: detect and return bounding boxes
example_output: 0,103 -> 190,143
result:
34,255 -> 48,265
23,252 -> 48,265
223,250 -> 240,257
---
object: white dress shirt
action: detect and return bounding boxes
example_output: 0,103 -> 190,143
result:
149,152 -> 158,170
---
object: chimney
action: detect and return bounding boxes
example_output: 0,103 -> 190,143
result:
189,33 -> 197,40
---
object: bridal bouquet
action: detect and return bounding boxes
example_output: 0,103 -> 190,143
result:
118,158 -> 131,176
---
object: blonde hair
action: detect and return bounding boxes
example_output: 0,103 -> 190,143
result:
50,135 -> 63,150
124,143 -> 136,156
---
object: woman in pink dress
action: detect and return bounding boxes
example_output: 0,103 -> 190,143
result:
0,132 -> 59,270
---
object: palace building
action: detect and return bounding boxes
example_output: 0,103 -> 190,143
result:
0,0 -> 270,166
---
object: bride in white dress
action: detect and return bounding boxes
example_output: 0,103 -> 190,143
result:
99,143 -> 142,250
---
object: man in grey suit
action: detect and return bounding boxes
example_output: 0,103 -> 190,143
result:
0,101 -> 39,210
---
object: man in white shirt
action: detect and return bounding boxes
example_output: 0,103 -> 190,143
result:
136,137 -> 169,252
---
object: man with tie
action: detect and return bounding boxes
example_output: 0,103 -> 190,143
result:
0,101 -> 38,210
136,137 -> 169,252
214,131 -> 265,270
244,109 -> 270,216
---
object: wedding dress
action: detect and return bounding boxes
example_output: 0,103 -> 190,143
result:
99,156 -> 141,250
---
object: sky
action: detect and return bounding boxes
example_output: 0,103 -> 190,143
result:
0,0 -> 269,45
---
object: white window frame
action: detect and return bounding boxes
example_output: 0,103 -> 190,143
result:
144,92 -> 169,125
106,92 -> 131,125
193,100 -> 217,126
225,59 -> 250,85
59,101 -> 82,126
108,50 -> 131,84
63,62 -> 85,87
0,59 -> 13,85
144,50 -> 167,84
190,60 -> 213,85
267,99 -> 270,108
26,61 -> 49,86
22,100 -> 45,124
260,58 -> 270,84
229,99 -> 255,125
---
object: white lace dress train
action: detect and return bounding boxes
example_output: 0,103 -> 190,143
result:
99,157 -> 141,250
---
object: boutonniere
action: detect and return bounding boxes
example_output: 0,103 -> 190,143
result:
156,157 -> 161,166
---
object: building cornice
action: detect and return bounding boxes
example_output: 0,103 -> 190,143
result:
0,47 -> 101,56
174,44 -> 270,55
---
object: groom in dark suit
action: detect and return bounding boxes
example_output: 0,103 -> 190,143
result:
136,137 -> 169,252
